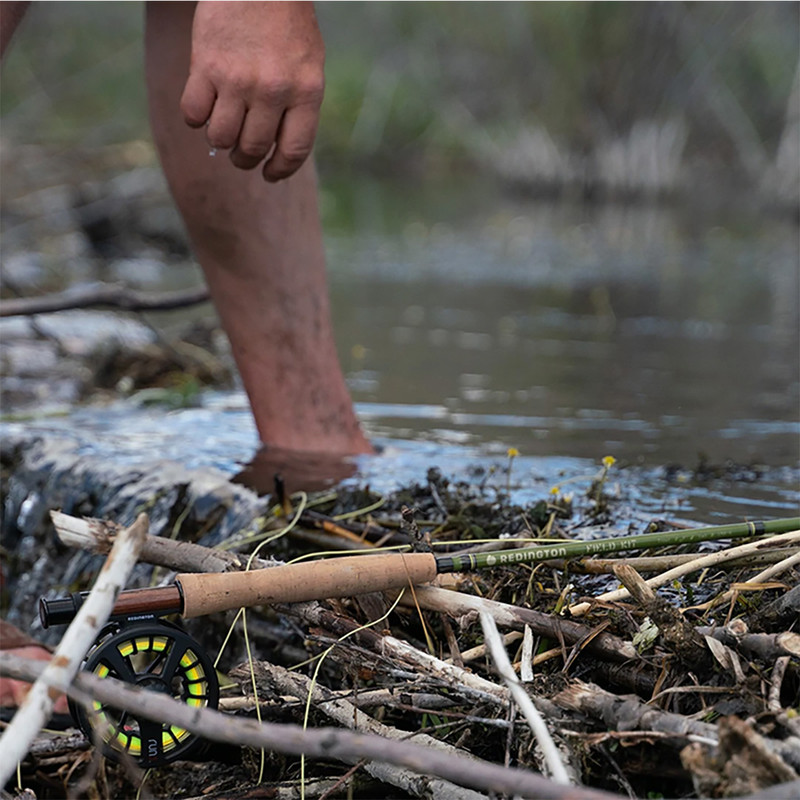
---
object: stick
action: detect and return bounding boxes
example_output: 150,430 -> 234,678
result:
691,549 -> 800,612
398,584 -> 639,663
245,661 -> 488,800
553,678 -> 800,773
480,611 -> 571,785
569,530 -> 800,616
0,513 -> 148,786
49,511 -> 278,573
545,547 -> 798,574
0,652 -> 624,800
0,283 -> 209,317
382,634 -> 510,704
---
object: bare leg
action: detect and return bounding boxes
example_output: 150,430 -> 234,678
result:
145,1 -> 371,455
0,1 -> 30,59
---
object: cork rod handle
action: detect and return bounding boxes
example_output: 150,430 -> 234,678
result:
176,552 -> 439,618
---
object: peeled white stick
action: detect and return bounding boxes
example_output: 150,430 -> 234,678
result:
569,530 -> 800,617
0,513 -> 148,786
479,611 -> 571,785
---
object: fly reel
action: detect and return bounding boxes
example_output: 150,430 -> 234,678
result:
70,620 -> 219,767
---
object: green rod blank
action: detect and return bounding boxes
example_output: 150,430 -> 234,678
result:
435,517 -> 800,574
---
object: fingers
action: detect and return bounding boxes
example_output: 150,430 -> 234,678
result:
229,105 -> 281,171
183,77 -> 320,180
262,103 -> 319,182
180,73 -> 216,129
205,95 -> 247,151
180,2 -> 325,181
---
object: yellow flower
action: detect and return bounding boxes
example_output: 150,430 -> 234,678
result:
549,486 -> 560,495
507,447 -> 520,458
602,455 -> 616,468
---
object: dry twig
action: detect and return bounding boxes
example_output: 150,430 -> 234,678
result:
0,514 -> 149,786
568,530 -> 800,616
479,611 -> 571,785
0,283 -> 209,317
0,652 -> 623,800
239,660 -> 488,800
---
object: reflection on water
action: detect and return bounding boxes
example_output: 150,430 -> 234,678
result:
2,395 -> 797,525
1,177 -> 798,525
323,178 -> 800,468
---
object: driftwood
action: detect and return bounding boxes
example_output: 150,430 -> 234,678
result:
0,514 -> 148,787
5,652 -> 799,800
552,678 -> 800,773
690,549 -> 800,612
545,547 -> 799,574
0,283 -> 209,318
398,583 -> 640,663
0,652 -> 622,800
680,715 -> 799,797
233,660 -> 488,800
697,626 -> 800,662
569,530 -> 800,616
479,610 -> 572,785
36,510 -> 800,799
50,511 -> 279,573
219,686 -> 459,714
757,583 -> 800,627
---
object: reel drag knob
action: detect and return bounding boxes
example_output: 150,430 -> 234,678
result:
70,621 -> 219,767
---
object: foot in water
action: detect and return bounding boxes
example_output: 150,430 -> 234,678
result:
232,444 -> 362,497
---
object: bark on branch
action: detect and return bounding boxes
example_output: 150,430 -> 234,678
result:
0,283 -> 210,317
0,652 -> 622,800
0,513 -> 148,786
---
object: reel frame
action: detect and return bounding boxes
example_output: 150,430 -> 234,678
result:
69,619 -> 219,768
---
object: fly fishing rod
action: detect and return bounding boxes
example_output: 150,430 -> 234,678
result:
40,516 -> 800,626
38,515 -> 799,766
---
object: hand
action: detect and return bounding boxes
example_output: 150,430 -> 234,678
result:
180,1 -> 325,182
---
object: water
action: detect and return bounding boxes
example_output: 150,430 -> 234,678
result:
323,177 -> 799,469
2,175 -> 799,525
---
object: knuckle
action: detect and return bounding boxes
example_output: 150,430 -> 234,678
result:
207,129 -> 236,149
282,145 -> 312,165
257,79 -> 293,107
299,75 -> 325,104
227,70 -> 257,95
237,140 -> 269,159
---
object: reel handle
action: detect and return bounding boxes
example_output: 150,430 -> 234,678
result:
176,552 -> 438,618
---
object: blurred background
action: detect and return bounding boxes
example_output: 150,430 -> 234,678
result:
1,2 -> 798,474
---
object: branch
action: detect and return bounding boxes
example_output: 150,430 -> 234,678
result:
399,584 -> 640,663
242,660 -> 488,800
49,511 -> 279,573
0,283 -> 210,317
553,678 -> 800,773
569,530 -> 800,616
480,611 -> 571,785
0,513 -> 148,786
0,652 -> 622,800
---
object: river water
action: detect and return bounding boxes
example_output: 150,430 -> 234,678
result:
2,175 -> 799,526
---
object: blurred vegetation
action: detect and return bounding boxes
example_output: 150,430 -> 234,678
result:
319,3 -> 797,170
0,2 -> 797,196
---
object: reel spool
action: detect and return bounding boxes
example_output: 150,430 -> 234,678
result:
70,620 -> 219,767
